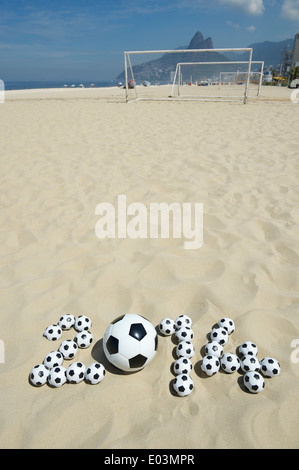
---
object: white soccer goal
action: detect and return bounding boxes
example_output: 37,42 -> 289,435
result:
123,48 -> 253,103
172,60 -> 264,99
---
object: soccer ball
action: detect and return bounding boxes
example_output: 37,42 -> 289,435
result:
159,318 -> 176,336
103,314 -> 158,372
243,371 -> 265,393
210,327 -> 228,346
175,315 -> 192,330
240,354 -> 260,373
75,315 -> 92,332
66,362 -> 86,383
175,326 -> 194,342
29,364 -> 49,386
43,324 -> 62,341
176,341 -> 195,359
74,331 -> 93,349
220,353 -> 240,373
58,314 -> 75,330
204,341 -> 223,358
201,355 -> 220,376
173,374 -> 194,397
85,363 -> 106,385
218,317 -> 235,335
48,366 -> 67,388
173,357 -> 193,375
260,357 -> 281,378
43,351 -> 64,370
238,341 -> 258,357
58,339 -> 78,360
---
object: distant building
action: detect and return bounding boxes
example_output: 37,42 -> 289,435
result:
291,33 -> 299,68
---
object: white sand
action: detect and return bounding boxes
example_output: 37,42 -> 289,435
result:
0,85 -> 299,449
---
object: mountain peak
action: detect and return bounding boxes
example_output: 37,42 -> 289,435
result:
188,31 -> 214,50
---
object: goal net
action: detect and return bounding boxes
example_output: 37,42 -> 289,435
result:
122,48 -> 253,103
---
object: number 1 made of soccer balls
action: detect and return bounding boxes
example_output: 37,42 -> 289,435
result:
103,314 -> 158,372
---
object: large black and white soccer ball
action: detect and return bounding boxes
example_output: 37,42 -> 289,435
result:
175,315 -> 192,330
220,353 -> 240,374
58,314 -> 76,331
201,355 -> 220,376
176,341 -> 195,359
238,341 -> 258,357
173,373 -> 194,397
173,357 -> 193,375
205,341 -> 224,358
48,366 -> 67,388
58,339 -> 78,360
175,326 -> 194,342
75,315 -> 92,332
43,324 -> 62,341
159,318 -> 176,336
243,371 -> 265,394
260,357 -> 281,378
103,314 -> 158,372
29,364 -> 49,387
66,362 -> 86,383
240,354 -> 260,373
85,362 -> 106,385
43,351 -> 64,370
74,331 -> 93,349
210,327 -> 229,346
217,317 -> 235,335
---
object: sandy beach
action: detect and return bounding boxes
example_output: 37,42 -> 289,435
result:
0,85 -> 299,449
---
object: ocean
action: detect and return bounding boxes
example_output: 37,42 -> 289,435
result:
5,80 -> 114,90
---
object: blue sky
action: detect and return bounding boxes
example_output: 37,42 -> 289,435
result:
0,0 -> 298,81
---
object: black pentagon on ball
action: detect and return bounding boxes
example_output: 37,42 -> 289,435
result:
111,315 -> 126,325
106,335 -> 119,355
129,354 -> 147,369
129,323 -> 147,341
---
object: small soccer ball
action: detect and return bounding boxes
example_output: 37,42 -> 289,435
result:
175,326 -> 194,342
243,371 -> 265,394
201,355 -> 220,376
43,324 -> 62,341
210,327 -> 229,346
66,362 -> 86,384
218,317 -> 235,335
240,354 -> 260,373
220,353 -> 240,373
43,351 -> 64,370
173,374 -> 194,397
103,314 -> 158,372
159,318 -> 176,336
48,366 -> 67,388
238,341 -> 258,357
29,364 -> 49,387
58,314 -> 75,330
74,315 -> 92,332
85,362 -> 106,385
173,357 -> 193,375
176,341 -> 195,359
74,331 -> 93,349
260,357 -> 281,378
58,339 -> 78,360
175,315 -> 192,330
204,341 -> 223,358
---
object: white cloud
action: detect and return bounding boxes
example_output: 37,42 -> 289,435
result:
247,25 -> 256,31
219,0 -> 265,15
226,19 -> 240,28
281,0 -> 299,20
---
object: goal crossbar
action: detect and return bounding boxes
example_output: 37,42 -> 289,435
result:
124,48 -> 253,103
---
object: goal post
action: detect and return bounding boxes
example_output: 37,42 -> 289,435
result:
123,47 -> 253,103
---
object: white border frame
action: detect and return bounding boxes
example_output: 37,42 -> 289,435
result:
124,48 -> 253,104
